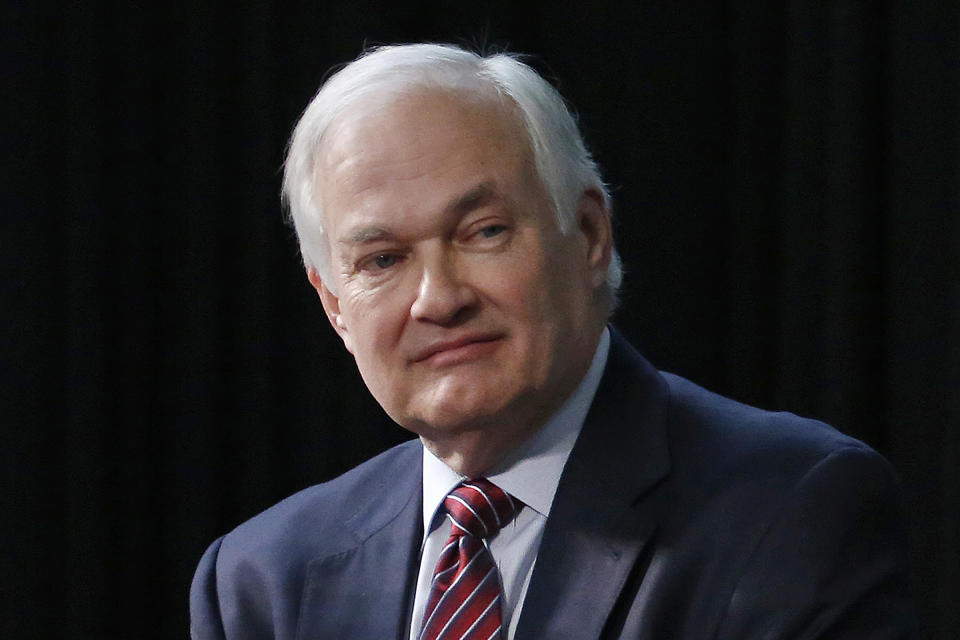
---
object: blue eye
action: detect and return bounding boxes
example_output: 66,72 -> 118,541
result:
373,254 -> 398,269
480,225 -> 506,238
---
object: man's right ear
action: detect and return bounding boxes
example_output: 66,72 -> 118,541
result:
306,267 -> 354,354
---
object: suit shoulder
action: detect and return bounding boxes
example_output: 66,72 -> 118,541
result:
190,439 -> 422,639
662,371 -> 872,454
657,371 -> 893,496
217,438 -> 422,567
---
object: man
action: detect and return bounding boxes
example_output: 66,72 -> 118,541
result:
191,44 -> 916,639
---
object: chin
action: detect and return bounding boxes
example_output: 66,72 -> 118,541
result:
379,367 -> 533,435
401,389 -> 512,436
421,401 -> 502,433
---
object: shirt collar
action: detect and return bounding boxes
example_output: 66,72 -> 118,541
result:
421,328 -> 611,533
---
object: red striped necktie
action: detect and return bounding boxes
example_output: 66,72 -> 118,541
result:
418,479 -> 520,640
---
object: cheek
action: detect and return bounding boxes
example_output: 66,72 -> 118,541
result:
498,255 -> 562,324
478,237 -> 551,302
341,288 -> 410,365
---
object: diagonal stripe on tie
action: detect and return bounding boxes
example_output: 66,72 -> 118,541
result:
447,494 -> 490,536
458,593 -> 501,640
423,537 -> 485,623
426,540 -> 487,621
461,483 -> 502,528
432,566 -> 498,639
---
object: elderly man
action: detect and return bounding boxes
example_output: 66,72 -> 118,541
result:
191,44 -> 916,639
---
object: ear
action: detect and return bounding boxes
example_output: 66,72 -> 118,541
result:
575,187 -> 614,289
307,267 -> 354,354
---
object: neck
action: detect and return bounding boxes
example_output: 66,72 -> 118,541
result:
420,436 -> 510,478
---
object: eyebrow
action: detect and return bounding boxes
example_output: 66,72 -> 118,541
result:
340,226 -> 395,246
447,183 -> 496,215
337,183 -> 500,247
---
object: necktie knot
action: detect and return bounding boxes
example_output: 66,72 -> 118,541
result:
443,479 -> 517,539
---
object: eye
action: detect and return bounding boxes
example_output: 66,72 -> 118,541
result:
357,252 -> 403,274
371,254 -> 399,270
479,224 -> 507,239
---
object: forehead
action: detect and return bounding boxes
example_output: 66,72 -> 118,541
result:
325,85 -> 526,151
315,88 -> 533,208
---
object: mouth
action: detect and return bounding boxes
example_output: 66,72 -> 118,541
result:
413,333 -> 505,366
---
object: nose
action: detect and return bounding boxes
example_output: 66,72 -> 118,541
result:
410,252 -> 479,325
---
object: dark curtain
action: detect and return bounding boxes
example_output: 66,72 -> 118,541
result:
4,1 -> 957,638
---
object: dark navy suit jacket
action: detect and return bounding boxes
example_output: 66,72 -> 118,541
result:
190,330 -> 917,639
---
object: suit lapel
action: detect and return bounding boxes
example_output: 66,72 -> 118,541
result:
515,329 -> 672,639
295,448 -> 424,640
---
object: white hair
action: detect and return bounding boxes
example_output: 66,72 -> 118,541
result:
282,43 -> 622,298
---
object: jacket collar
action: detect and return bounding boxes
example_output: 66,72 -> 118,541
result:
515,326 -> 672,639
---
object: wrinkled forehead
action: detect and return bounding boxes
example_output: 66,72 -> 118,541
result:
318,85 -> 529,172
313,86 -> 535,211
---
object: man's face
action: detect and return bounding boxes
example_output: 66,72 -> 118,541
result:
311,89 -> 611,450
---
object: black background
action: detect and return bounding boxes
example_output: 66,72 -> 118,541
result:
4,1 -> 958,638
